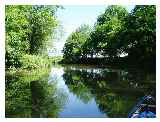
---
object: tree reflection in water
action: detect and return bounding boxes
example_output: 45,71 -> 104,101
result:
62,66 -> 155,117
31,79 -> 67,117
5,69 -> 67,118
5,66 -> 155,118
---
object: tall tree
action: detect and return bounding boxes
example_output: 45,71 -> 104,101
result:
5,5 -> 59,68
63,24 -> 91,61
29,5 -> 59,55
119,5 -> 156,66
87,5 -> 129,58
5,5 -> 32,68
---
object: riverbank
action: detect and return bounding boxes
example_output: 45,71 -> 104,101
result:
60,57 -> 156,73
6,55 -> 63,72
5,63 -> 156,117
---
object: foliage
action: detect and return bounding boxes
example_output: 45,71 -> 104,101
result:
119,5 -> 156,66
87,5 -> 129,58
5,5 -> 32,68
6,68 -> 67,117
62,24 -> 91,62
29,6 -> 58,55
49,56 -> 63,64
62,5 -> 156,69
5,5 -> 59,68
20,54 -> 52,69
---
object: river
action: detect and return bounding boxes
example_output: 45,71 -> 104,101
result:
5,65 -> 156,118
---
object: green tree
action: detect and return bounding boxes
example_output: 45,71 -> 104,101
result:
29,5 -> 59,55
62,5 -> 156,70
5,5 -> 32,68
63,24 -> 91,61
119,5 -> 156,67
87,5 -> 129,58
5,5 -> 60,68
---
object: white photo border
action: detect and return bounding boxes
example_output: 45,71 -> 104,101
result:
0,1 -> 159,122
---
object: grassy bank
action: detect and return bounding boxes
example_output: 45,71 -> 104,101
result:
6,54 -> 63,71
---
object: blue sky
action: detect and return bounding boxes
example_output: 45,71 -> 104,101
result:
49,5 -> 135,56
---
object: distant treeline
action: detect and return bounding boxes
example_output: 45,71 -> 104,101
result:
62,5 -> 156,70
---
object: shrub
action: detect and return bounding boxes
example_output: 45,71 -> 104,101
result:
20,54 -> 51,69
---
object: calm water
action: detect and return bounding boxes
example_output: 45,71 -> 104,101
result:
5,65 -> 156,118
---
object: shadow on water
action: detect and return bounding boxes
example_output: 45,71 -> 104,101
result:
5,65 -> 156,118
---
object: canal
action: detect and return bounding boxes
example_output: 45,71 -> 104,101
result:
5,65 -> 156,118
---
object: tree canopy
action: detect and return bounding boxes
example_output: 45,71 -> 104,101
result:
5,5 -> 60,68
62,5 -> 156,69
62,24 -> 91,62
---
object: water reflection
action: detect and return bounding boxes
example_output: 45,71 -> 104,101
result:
5,69 -> 67,118
5,65 -> 156,118
50,67 -> 106,117
61,66 -> 155,117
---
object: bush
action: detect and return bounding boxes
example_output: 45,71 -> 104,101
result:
20,54 -> 51,69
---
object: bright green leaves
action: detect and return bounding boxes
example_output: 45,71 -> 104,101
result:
63,24 -> 91,61
28,6 -> 58,55
6,5 -> 31,53
97,5 -> 128,26
5,5 -> 59,68
62,5 -> 156,69
94,5 -> 128,57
